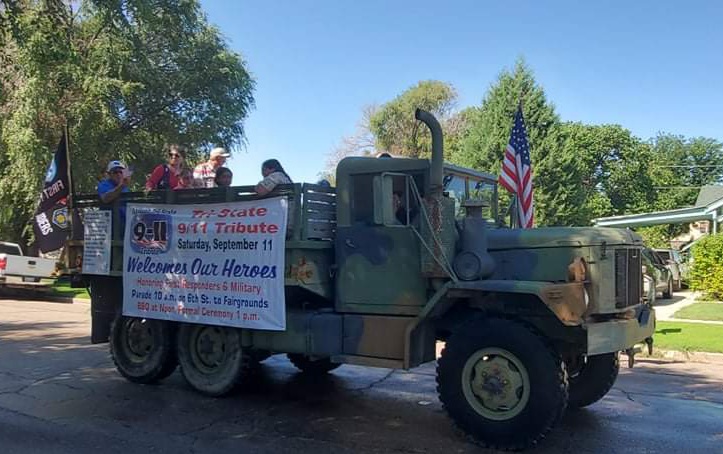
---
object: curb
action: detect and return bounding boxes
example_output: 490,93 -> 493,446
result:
626,350 -> 723,365
44,296 -> 91,305
0,291 -> 90,305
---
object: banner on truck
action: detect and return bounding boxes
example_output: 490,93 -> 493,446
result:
122,198 -> 288,330
82,209 -> 112,275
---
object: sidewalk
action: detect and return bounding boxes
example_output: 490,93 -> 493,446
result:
653,290 -> 698,320
653,290 -> 723,324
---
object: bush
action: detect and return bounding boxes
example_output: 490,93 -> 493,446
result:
689,234 -> 723,300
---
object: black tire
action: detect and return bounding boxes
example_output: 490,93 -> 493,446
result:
109,315 -> 177,384
662,279 -> 673,299
177,324 -> 246,396
567,352 -> 619,408
288,354 -> 341,374
436,317 -> 568,451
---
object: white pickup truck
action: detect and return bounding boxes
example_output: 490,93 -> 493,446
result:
0,241 -> 56,285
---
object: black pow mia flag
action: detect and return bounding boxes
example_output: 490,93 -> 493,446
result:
33,133 -> 71,253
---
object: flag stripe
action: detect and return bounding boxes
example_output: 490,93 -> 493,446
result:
497,106 -> 534,228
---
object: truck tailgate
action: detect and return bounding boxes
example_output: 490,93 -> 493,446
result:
0,255 -> 55,279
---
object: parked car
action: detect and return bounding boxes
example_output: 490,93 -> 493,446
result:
654,248 -> 687,290
643,274 -> 656,304
642,248 -> 673,300
0,241 -> 55,286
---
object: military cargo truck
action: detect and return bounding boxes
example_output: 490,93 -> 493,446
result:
66,110 -> 655,450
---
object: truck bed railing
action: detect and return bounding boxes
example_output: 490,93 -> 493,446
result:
66,183 -> 336,274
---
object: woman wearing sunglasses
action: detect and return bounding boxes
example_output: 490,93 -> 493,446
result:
145,144 -> 186,191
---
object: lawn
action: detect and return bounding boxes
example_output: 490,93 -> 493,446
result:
673,303 -> 723,322
654,321 -> 723,353
50,279 -> 90,300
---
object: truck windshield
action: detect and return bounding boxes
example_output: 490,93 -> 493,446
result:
443,165 -> 499,223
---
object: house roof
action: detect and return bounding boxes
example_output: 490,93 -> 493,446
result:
695,185 -> 723,208
593,185 -> 723,228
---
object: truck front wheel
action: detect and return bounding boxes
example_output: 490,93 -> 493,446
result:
567,352 -> 619,408
177,324 -> 246,396
288,354 -> 341,374
436,317 -> 568,451
110,315 -> 177,384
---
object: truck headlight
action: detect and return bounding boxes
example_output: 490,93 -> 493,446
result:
567,257 -> 587,282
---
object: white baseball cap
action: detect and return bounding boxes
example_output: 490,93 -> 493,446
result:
106,160 -> 126,172
210,147 -> 230,159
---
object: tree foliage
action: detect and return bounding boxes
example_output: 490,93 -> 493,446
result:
369,80 -> 457,158
456,59 -> 558,174
328,59 -> 723,244
0,0 -> 255,243
689,234 -> 723,299
649,134 -> 723,209
322,104 -> 378,183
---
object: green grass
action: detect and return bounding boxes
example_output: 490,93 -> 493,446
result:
673,303 -> 723,322
50,279 -> 90,300
654,321 -> 723,353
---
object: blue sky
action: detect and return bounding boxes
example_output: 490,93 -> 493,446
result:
199,0 -> 723,185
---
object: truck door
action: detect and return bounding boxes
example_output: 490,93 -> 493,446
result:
335,173 -> 427,315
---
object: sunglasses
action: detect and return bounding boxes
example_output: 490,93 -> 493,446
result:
111,169 -> 124,175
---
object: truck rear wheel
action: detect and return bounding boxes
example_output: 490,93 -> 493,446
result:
288,354 -> 341,374
436,317 -> 568,451
177,324 -> 246,396
567,352 -> 619,408
110,315 -> 177,384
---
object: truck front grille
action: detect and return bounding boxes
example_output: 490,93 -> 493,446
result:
615,248 -> 643,309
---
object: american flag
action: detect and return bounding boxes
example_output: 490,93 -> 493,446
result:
499,106 -> 534,228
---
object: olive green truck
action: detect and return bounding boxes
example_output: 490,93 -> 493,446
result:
66,110 -> 655,450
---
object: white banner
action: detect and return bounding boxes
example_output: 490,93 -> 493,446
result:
82,209 -> 112,275
122,198 -> 288,330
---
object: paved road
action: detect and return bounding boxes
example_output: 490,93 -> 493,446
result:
1,298 -> 722,453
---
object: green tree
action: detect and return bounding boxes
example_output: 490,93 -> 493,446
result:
0,0 -> 255,244
649,134 -> 723,209
635,226 -> 671,248
369,80 -> 457,158
455,59 -> 572,226
690,233 -> 723,299
455,59 -> 559,174
559,123 -> 656,219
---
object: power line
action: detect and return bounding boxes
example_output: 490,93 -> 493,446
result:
654,165 -> 723,168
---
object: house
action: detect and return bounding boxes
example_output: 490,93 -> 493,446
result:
592,185 -> 723,248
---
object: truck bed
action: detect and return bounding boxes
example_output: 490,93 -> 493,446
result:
66,183 -> 337,299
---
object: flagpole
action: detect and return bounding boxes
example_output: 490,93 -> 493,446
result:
64,119 -> 76,208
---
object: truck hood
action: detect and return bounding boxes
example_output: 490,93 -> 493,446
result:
487,227 -> 643,250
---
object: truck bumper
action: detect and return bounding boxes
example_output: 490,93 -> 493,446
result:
586,305 -> 656,355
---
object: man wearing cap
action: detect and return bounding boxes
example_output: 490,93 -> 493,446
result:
98,160 -> 131,225
194,147 -> 230,188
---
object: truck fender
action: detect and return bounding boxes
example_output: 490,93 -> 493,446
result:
450,280 -> 588,327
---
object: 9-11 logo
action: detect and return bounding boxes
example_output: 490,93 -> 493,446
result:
130,212 -> 172,254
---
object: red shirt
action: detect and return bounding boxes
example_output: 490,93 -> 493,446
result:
145,164 -> 179,190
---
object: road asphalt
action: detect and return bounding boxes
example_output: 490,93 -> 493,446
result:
1,297 -> 722,453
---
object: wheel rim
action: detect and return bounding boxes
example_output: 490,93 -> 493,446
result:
123,318 -> 155,363
461,347 -> 531,421
189,326 -> 228,374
